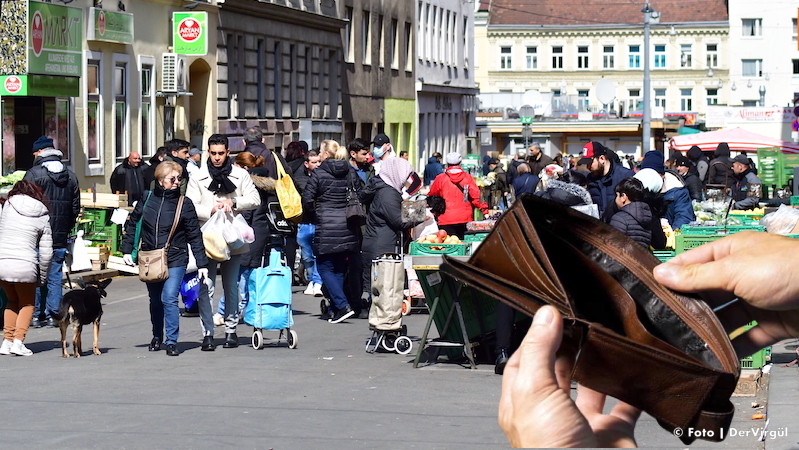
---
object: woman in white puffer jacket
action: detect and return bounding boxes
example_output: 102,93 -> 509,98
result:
0,180 -> 52,356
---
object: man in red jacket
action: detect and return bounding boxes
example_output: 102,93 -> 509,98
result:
428,152 -> 489,238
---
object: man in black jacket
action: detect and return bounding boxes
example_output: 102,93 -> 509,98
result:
161,139 -> 191,194
292,150 -> 323,297
674,155 -> 703,201
24,136 -> 80,328
243,126 -> 269,159
110,151 -> 147,206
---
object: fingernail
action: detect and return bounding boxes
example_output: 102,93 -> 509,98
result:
654,263 -> 677,281
534,307 -> 553,325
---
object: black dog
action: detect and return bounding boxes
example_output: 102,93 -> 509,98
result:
54,278 -> 111,358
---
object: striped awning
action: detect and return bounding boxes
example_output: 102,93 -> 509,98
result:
668,127 -> 799,154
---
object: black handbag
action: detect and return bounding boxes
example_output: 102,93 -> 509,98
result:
346,175 -> 366,226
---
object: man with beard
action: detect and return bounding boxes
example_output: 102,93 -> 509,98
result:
584,141 -> 634,217
526,143 -> 554,178
110,151 -> 147,206
730,154 -> 762,210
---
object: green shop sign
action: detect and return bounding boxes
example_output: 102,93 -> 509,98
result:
173,12 -> 207,55
0,75 -> 79,97
87,7 -> 133,44
27,1 -> 82,77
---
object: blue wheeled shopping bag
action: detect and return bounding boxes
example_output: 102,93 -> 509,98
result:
244,249 -> 293,330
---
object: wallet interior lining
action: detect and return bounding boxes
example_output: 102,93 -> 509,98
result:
534,224 -> 722,371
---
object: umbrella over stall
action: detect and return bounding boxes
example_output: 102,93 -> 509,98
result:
669,127 -> 799,154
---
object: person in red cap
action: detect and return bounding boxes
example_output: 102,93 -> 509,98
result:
583,141 -> 634,218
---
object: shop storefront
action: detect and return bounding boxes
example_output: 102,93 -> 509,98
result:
0,1 -> 82,175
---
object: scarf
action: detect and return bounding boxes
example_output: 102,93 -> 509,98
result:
379,156 -> 414,193
207,159 -> 237,195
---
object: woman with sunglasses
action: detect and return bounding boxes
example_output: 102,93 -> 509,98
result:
121,161 -> 208,356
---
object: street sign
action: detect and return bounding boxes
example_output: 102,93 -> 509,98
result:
173,12 -> 207,55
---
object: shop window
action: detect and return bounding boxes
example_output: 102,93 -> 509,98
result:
44,98 -> 70,162
86,58 -> 101,164
140,57 -> 155,158
114,59 -> 128,160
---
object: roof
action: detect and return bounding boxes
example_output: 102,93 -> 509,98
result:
488,0 -> 728,26
478,0 -> 491,12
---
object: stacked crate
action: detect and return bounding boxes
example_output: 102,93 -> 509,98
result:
82,208 -> 122,253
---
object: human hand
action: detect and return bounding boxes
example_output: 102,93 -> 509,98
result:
122,254 -> 134,266
215,199 -> 233,213
653,231 -> 799,359
499,305 -> 640,448
197,268 -> 209,281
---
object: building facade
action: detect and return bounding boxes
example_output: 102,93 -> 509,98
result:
473,0 -> 729,157
340,0 -> 415,157
216,0 -> 346,152
415,0 -> 478,169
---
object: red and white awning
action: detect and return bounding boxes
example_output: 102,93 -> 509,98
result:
669,127 -> 799,154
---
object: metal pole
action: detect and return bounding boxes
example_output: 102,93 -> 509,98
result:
642,3 -> 652,153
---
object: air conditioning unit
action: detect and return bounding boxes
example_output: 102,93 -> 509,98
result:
161,53 -> 187,93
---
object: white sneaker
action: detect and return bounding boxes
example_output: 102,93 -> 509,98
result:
303,282 -> 315,295
213,313 -> 225,327
0,339 -> 12,355
10,340 -> 32,356
313,283 -> 323,297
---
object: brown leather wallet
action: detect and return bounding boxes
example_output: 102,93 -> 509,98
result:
440,194 -> 739,444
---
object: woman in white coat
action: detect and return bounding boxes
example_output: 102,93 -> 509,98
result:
0,180 -> 52,356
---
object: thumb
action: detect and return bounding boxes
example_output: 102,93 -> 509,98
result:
654,260 -> 730,293
516,306 -> 563,392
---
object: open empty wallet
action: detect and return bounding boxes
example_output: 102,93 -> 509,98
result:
440,194 -> 739,444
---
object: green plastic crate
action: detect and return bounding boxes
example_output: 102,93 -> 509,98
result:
409,242 -> 469,256
791,196 -> 799,206
740,347 -> 769,369
83,208 -> 112,226
680,225 -> 765,235
653,250 -> 675,262
675,229 -> 765,253
464,232 -> 489,242
86,224 -> 121,253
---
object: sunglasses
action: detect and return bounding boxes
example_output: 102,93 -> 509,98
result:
166,176 -> 181,183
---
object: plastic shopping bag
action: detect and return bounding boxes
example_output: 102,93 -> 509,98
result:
180,272 -> 201,311
232,213 -> 256,244
201,212 -> 231,261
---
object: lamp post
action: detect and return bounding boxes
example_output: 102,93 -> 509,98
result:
759,85 -> 766,107
641,2 -> 656,154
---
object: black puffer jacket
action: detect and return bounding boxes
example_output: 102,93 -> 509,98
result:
240,170 -> 282,268
120,186 -> 208,269
682,170 -> 703,201
707,143 -> 734,187
361,176 -> 415,257
23,151 -> 79,248
302,159 -> 360,255
110,159 -> 147,206
609,201 -> 652,247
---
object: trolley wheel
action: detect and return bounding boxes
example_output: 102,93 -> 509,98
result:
252,330 -> 264,350
395,336 -> 413,355
320,299 -> 328,316
381,334 -> 397,352
401,298 -> 412,316
287,329 -> 298,349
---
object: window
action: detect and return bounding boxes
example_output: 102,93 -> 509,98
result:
344,7 -> 353,62
680,44 -> 692,68
114,60 -> 128,161
140,59 -> 155,158
44,99 -> 70,162
577,89 -> 589,110
793,18 -> 797,42
654,88 -> 666,108
680,88 -> 692,111
742,100 -> 758,107
654,44 -> 666,68
377,14 -> 384,67
628,45 -> 640,68
742,59 -> 763,77
552,46 -> 563,69
706,44 -> 718,68
628,89 -> 641,111
742,19 -> 762,37
793,59 -> 799,75
525,46 -> 537,70
603,46 -> 614,69
389,19 -> 398,69
86,59 -> 101,163
706,88 -> 719,105
577,46 -> 589,69
404,22 -> 412,71
362,10 -> 371,64
500,46 -> 512,69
